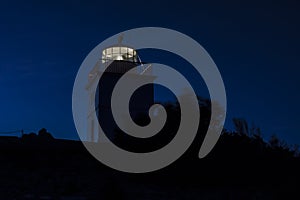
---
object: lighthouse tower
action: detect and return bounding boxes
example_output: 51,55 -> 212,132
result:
86,37 -> 154,142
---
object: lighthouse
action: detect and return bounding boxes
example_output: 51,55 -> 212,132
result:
86,37 -> 155,142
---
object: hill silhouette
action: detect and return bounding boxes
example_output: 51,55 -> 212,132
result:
0,101 -> 299,199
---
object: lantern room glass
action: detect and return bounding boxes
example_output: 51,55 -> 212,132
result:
102,46 -> 138,63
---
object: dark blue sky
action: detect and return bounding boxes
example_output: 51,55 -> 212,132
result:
0,0 -> 299,145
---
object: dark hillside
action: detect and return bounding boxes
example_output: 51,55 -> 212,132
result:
0,125 -> 299,199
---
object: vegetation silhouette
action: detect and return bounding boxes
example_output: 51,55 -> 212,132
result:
0,99 -> 299,199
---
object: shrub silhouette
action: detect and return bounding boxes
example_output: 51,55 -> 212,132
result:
21,128 -> 54,142
1,97 -> 299,199
38,128 -> 54,140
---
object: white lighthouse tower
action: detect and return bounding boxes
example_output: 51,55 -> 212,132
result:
86,37 -> 154,142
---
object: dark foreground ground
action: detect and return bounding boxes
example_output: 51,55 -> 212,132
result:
0,133 -> 299,200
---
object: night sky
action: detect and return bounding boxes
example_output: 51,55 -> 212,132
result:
0,0 -> 299,145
